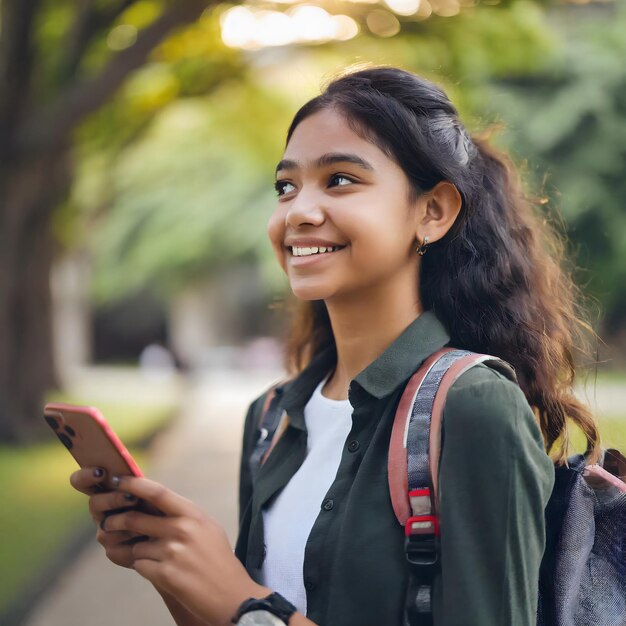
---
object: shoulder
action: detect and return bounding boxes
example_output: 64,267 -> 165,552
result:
440,361 -> 554,493
442,362 -> 541,449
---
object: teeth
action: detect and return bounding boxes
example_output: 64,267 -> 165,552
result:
291,245 -> 343,257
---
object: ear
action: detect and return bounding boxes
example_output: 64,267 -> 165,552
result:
415,181 -> 462,244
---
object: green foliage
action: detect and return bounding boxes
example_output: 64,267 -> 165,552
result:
74,9 -> 246,153
54,7 -> 247,251
88,79 -> 292,301
312,0 -> 554,119
486,3 -> 626,332
81,0 -> 556,303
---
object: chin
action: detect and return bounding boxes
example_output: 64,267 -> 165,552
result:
290,284 -> 334,301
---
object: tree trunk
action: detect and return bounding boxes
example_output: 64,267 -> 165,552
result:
0,0 -> 208,442
0,152 -> 70,442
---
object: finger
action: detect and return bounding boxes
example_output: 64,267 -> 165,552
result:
96,525 -> 137,546
133,558 -> 163,586
89,491 -> 140,522
104,543 -> 136,569
131,537 -> 167,561
110,476 -> 195,518
121,534 -> 151,546
102,509 -> 177,537
70,467 -> 108,495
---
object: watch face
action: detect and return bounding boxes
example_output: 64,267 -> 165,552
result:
237,610 -> 285,626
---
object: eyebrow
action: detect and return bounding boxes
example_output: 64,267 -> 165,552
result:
275,152 -> 375,175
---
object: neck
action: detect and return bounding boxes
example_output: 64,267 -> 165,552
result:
322,266 -> 423,400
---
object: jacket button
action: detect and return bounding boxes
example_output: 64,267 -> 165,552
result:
347,440 -> 360,452
322,498 -> 334,511
304,579 -> 315,591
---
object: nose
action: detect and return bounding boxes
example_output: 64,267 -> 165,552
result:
285,187 -> 325,228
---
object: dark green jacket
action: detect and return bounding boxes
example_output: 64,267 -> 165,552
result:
235,310 -> 555,626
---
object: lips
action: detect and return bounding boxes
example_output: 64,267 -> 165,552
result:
284,238 -> 347,248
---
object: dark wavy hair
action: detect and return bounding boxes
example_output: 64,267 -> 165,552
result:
277,64 -> 600,465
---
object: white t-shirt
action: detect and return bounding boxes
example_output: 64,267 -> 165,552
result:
259,371 -> 354,615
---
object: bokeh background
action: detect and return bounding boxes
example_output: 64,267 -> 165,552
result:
1,0 -> 625,623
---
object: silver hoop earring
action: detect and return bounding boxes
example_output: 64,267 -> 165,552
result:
416,235 -> 430,256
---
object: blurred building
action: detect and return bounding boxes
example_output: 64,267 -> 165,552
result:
51,252 -> 285,378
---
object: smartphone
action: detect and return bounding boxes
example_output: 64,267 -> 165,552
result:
43,401 -> 163,533
43,402 -> 143,487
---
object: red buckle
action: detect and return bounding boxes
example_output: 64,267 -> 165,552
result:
405,515 -> 439,537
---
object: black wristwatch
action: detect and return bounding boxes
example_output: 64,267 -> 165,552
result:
231,591 -> 297,625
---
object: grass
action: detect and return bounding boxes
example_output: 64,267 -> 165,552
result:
590,369 -> 626,385
572,369 -> 626,455
0,396 -> 177,614
569,414 -> 626,457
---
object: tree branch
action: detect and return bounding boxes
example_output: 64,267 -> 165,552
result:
17,0 -> 208,156
58,0 -> 140,84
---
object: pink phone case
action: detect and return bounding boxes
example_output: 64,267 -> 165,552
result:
44,402 -> 143,489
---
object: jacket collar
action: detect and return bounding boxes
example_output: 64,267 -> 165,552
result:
277,309 -> 451,429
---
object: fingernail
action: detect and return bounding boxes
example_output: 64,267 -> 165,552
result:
93,468 -> 105,478
124,493 -> 137,502
111,476 -> 121,488
99,517 -> 107,531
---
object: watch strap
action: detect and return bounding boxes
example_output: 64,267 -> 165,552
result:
231,592 -> 297,625
236,611 -> 285,626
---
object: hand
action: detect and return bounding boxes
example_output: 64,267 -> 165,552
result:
102,475 -> 270,626
69,466 -> 147,569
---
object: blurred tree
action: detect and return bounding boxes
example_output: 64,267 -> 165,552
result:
0,0 -> 218,442
85,0 -> 553,304
488,2 -> 626,338
87,82 -> 293,303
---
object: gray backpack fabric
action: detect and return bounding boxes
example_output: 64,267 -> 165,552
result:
537,450 -> 626,626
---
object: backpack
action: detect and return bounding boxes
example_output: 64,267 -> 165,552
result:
250,347 -> 626,626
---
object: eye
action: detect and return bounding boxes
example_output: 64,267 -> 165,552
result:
329,174 -> 355,188
274,180 -> 295,197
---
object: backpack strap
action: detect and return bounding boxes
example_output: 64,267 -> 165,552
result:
248,380 -> 290,481
389,348 -> 517,624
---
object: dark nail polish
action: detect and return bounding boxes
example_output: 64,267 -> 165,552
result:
93,468 -> 104,478
124,493 -> 137,502
111,476 -> 121,488
99,517 -> 107,531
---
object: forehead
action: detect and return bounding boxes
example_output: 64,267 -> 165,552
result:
283,107 -> 387,165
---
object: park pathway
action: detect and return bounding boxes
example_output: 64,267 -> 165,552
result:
23,367 -> 283,626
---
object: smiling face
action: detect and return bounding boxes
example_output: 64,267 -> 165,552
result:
267,107 -> 424,303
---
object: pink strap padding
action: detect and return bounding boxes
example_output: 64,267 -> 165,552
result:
388,348 -> 454,526
583,464 -> 626,492
389,350 -> 497,526
258,380 -> 291,466
261,410 -> 289,465
258,386 -> 277,426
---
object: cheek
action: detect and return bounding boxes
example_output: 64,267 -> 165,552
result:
266,211 -> 287,272
346,215 -> 410,266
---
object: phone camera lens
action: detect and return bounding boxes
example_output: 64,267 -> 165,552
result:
64,425 -> 76,437
57,433 -> 73,449
45,416 -> 59,430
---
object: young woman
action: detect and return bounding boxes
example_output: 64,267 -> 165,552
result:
70,65 -> 600,626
